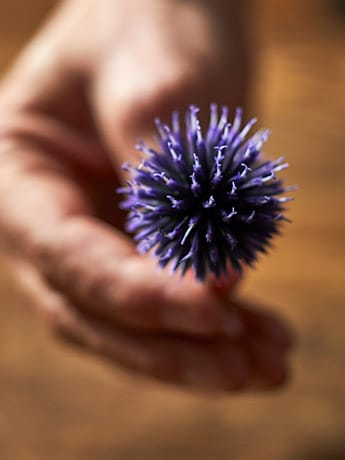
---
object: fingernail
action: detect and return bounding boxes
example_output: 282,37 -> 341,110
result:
220,310 -> 244,338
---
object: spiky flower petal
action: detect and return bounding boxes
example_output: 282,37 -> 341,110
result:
119,105 -> 293,281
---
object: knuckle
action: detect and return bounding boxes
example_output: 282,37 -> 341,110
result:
84,269 -> 114,304
27,234 -> 54,268
42,299 -> 84,348
43,303 -> 69,338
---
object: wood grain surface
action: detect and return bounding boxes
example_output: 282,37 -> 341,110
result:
0,1 -> 344,459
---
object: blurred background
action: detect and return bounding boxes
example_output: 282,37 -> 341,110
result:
0,0 -> 344,459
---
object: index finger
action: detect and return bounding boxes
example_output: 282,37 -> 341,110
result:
36,215 -> 244,338
0,138 -> 243,341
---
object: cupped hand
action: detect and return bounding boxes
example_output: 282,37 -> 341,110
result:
0,0 -> 293,391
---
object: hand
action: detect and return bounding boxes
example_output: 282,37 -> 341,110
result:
0,0 -> 292,391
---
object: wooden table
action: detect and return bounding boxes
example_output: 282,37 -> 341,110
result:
0,1 -> 344,459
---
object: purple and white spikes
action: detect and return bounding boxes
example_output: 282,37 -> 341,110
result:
230,181 -> 237,195
190,153 -> 202,194
166,195 -> 185,210
181,219 -> 196,245
119,104 -> 294,281
218,106 -> 229,133
206,103 -> 219,146
233,106 -> 243,129
203,195 -> 216,208
223,207 -> 237,222
172,111 -> 180,134
232,117 -> 257,151
211,146 -> 226,185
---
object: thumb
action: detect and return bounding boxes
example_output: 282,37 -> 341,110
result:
90,52 -> 203,171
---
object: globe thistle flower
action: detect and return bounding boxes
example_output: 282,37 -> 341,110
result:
118,105 -> 294,281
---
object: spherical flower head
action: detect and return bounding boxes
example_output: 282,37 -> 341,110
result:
118,105 -> 294,281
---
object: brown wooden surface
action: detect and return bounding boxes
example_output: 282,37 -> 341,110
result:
0,1 -> 344,459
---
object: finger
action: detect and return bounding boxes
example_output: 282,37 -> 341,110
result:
11,259 -> 289,391
226,301 -> 293,388
245,338 -> 290,389
10,260 -> 251,391
89,10 -> 250,173
20,212 -> 291,390
32,215 -> 245,338
90,28 -> 210,169
236,302 -> 295,351
0,143 -> 244,339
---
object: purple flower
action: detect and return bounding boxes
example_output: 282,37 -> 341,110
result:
118,105 -> 294,281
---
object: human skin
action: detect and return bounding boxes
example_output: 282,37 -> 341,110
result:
0,0 -> 292,391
